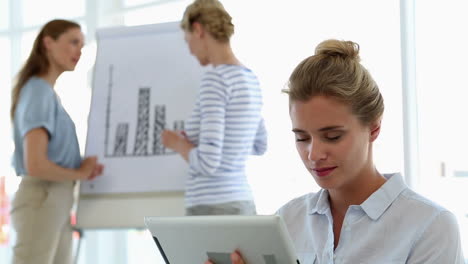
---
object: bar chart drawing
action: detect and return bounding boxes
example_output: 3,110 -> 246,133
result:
82,22 -> 205,195
104,65 -> 183,158
113,123 -> 129,156
133,87 -> 150,156
153,105 -> 166,155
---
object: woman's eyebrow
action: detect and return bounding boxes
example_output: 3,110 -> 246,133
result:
292,128 -> 306,133
318,126 -> 344,132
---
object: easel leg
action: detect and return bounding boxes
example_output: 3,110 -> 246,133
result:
73,228 -> 84,264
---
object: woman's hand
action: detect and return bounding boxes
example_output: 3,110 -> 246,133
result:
90,162 -> 104,180
79,156 -> 104,180
161,130 -> 194,161
205,251 -> 245,264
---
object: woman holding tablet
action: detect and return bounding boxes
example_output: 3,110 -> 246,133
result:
206,39 -> 464,263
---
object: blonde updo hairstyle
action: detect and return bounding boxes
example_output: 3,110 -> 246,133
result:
284,39 -> 384,126
181,0 -> 234,43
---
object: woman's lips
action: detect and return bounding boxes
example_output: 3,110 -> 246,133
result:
313,166 -> 337,177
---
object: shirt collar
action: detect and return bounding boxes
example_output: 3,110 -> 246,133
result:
307,173 -> 407,220
308,188 -> 330,215
360,173 -> 407,220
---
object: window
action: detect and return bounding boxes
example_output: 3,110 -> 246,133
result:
124,0 -> 162,7
234,0 -> 403,213
415,0 -> 468,255
21,0 -> 85,27
0,37 -> 12,178
20,29 -> 38,61
0,0 -> 8,31
123,0 -> 190,26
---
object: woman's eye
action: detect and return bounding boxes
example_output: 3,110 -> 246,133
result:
295,137 -> 309,142
325,132 -> 343,141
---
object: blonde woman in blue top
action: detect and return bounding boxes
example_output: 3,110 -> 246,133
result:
162,0 -> 267,216
205,40 -> 464,263
10,19 -> 103,264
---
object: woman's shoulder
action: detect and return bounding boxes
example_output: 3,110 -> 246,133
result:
210,64 -> 257,79
21,77 -> 54,96
398,188 -> 449,215
390,186 -> 459,234
16,77 -> 56,116
377,173 -> 452,220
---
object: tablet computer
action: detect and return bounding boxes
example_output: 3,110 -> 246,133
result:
144,215 -> 300,264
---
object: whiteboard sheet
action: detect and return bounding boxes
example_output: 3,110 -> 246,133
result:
82,22 -> 205,195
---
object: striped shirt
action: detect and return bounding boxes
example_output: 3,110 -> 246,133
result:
185,64 -> 267,207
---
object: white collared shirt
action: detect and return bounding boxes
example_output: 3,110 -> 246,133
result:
277,173 -> 465,264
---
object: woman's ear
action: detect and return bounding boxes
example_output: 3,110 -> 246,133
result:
191,22 -> 204,38
370,118 -> 382,142
42,36 -> 53,51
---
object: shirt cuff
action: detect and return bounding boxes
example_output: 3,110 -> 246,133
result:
188,147 -> 200,174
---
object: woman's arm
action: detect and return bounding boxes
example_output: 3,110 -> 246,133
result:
24,128 -> 101,181
164,74 -> 228,176
161,130 -> 194,161
251,118 -> 267,155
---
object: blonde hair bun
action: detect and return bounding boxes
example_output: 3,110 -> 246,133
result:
315,39 -> 360,62
285,39 -> 383,125
181,0 -> 234,42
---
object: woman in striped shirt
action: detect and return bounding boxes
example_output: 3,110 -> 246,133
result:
161,0 -> 267,215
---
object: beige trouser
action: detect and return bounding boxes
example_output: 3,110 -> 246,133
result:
10,176 -> 75,264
